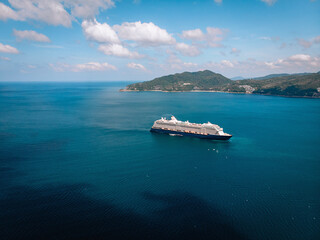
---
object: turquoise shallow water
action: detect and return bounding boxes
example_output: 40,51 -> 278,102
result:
0,82 -> 319,240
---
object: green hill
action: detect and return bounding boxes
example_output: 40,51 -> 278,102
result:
124,70 -> 232,92
252,72 -> 312,80
252,73 -> 290,80
235,73 -> 320,97
121,70 -> 320,98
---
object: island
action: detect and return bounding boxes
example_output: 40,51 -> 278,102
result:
120,70 -> 320,98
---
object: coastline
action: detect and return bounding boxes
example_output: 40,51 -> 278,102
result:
120,89 -> 243,93
119,89 -> 320,99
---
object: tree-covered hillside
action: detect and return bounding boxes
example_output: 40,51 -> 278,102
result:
235,73 -> 320,97
124,70 -> 232,91
122,70 -> 320,98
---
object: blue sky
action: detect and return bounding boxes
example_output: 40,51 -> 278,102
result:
0,0 -> 319,81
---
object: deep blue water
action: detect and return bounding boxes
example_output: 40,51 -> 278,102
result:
0,82 -> 319,240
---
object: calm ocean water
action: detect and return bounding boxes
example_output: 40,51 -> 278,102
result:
0,82 -> 319,240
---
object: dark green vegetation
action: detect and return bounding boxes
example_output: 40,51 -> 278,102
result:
122,70 -> 320,98
252,72 -> 312,80
124,70 -> 232,92
252,73 -> 290,80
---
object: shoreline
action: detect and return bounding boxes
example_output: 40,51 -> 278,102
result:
119,89 -> 320,99
120,89 -> 243,93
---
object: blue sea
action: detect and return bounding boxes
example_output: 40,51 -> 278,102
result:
0,82 -> 319,240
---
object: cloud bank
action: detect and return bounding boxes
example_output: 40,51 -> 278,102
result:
0,0 -> 115,27
82,19 -> 120,44
181,27 -> 228,47
127,62 -> 146,71
0,43 -> 19,54
113,21 -> 176,46
13,30 -> 50,42
98,44 -> 143,58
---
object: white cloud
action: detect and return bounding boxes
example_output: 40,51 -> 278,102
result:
214,0 -> 222,4
127,62 -> 146,71
113,21 -> 176,46
206,27 -> 228,46
64,0 -> 114,19
205,60 -> 234,69
181,27 -> 228,48
183,62 -> 198,68
73,62 -> 117,72
98,44 -> 143,58
82,19 -> 120,43
0,2 -> 21,20
0,43 -> 19,54
0,56 -> 11,61
288,54 -> 311,61
265,54 -> 320,69
261,0 -> 277,6
221,60 -> 234,68
0,0 -> 115,27
13,29 -> 50,42
81,19 -> 152,59
175,42 -> 201,57
181,29 -> 205,41
298,35 -> 320,48
28,65 -> 36,69
50,62 -> 117,72
4,0 -> 72,27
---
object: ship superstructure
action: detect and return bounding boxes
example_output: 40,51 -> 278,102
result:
150,116 -> 232,140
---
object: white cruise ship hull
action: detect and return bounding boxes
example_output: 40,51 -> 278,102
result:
150,127 -> 232,140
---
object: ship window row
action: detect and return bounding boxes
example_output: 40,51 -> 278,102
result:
154,125 -> 219,135
156,124 -> 209,130
157,122 -> 219,130
158,124 -> 216,132
155,123 -> 220,132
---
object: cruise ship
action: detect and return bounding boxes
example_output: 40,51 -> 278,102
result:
150,116 -> 232,140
